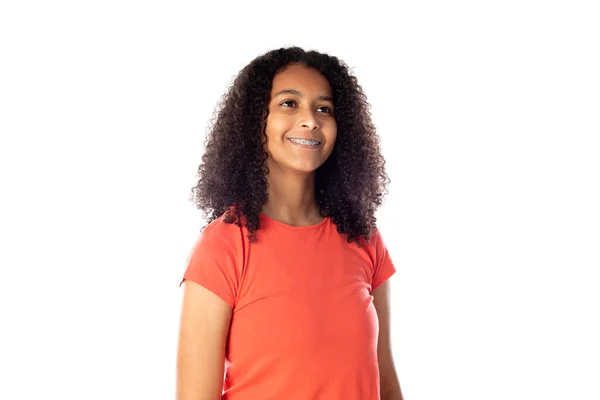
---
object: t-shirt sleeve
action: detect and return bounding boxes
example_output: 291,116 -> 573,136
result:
178,223 -> 241,308
370,228 -> 397,292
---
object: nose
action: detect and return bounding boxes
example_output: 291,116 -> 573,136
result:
297,108 -> 320,130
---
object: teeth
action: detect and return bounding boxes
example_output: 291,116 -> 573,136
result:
289,138 -> 320,145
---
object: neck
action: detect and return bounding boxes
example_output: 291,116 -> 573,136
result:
260,170 -> 322,226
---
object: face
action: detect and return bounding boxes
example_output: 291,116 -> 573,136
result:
261,63 -> 337,175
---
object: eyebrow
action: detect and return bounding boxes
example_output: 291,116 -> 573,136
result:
274,89 -> 333,104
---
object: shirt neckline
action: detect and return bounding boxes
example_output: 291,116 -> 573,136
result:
259,213 -> 330,231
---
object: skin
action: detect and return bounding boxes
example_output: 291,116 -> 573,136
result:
260,63 -> 404,399
372,281 -> 405,400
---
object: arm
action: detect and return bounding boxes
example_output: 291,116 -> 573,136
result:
372,280 -> 405,400
176,280 -> 233,400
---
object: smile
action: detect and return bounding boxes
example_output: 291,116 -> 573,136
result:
288,138 -> 321,148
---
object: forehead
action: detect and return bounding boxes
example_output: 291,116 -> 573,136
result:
271,64 -> 332,96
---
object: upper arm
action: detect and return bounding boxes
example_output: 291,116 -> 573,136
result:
371,280 -> 401,396
176,279 -> 233,400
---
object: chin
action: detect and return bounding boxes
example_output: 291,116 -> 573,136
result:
289,161 -> 327,173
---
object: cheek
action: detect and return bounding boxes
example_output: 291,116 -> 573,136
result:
326,127 -> 337,149
264,114 -> 289,139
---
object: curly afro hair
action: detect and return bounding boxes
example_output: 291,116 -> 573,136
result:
189,46 -> 391,246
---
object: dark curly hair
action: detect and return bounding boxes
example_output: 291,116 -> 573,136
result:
189,46 -> 390,246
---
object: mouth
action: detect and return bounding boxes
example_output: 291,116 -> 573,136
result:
287,138 -> 321,149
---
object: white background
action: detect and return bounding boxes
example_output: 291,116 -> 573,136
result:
1,1 -> 598,399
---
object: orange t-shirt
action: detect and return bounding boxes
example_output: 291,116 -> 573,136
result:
179,211 -> 397,400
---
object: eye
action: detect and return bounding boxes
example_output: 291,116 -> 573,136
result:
280,100 -> 296,108
280,100 -> 333,114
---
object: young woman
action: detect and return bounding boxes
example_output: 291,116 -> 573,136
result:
176,46 -> 404,400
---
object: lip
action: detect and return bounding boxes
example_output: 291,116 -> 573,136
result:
287,138 -> 321,149
288,137 -> 321,143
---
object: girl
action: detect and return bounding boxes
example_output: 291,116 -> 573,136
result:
176,46 -> 403,400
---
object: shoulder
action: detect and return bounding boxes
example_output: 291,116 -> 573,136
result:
358,226 -> 394,271
358,226 -> 383,254
366,226 -> 389,252
185,213 -> 247,274
196,213 -> 244,247
203,212 -> 240,235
